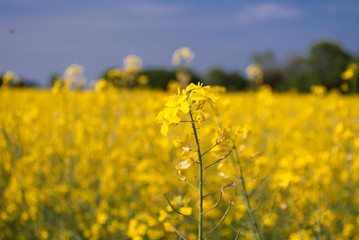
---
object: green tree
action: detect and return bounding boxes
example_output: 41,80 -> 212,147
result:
308,41 -> 353,89
251,51 -> 277,70
206,67 -> 247,91
139,68 -> 203,90
206,67 -> 228,86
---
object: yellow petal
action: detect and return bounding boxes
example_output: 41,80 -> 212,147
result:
161,122 -> 169,136
179,207 -> 192,215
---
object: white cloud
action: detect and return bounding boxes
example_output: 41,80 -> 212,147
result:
238,3 -> 299,25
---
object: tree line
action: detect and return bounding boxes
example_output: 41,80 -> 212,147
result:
1,40 -> 358,92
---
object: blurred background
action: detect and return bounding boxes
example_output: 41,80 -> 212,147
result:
0,0 -> 359,91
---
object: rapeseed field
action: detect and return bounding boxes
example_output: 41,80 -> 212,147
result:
1,83 -> 358,239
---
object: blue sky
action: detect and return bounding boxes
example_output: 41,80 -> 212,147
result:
1,0 -> 359,86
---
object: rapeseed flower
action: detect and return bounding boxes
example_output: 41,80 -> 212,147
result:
246,64 -> 263,83
172,47 -> 195,66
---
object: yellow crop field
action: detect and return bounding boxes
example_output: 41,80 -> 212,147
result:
0,86 -> 358,240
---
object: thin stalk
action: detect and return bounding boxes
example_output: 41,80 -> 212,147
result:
203,150 -> 232,171
203,200 -> 232,239
167,220 -> 188,240
185,179 -> 200,192
202,191 -> 222,215
203,187 -> 223,199
177,122 -> 193,128
164,193 -> 198,222
201,143 -> 218,157
189,111 -> 203,240
233,144 -> 263,240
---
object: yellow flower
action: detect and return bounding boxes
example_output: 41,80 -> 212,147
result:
95,79 -> 108,92
340,82 -> 349,92
51,79 -> 63,94
163,222 -> 175,232
173,133 -> 191,151
96,212 -> 108,225
40,230 -> 48,240
137,75 -> 149,85
165,94 -> 189,114
172,47 -> 195,66
64,64 -> 84,77
341,63 -> 359,80
63,64 -> 86,89
310,85 -> 327,95
158,210 -> 168,222
156,107 -> 181,136
186,82 -> 219,109
263,214 -> 277,226
107,68 -> 122,78
123,55 -> 142,72
246,64 -> 263,83
167,80 -> 181,93
156,92 -> 189,136
341,68 -> 355,80
215,127 -> 231,145
179,206 -> 192,215
2,71 -> 19,86
176,152 -> 198,169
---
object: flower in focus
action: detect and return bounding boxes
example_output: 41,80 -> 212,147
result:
155,93 -> 189,136
186,82 -> 219,109
156,83 -> 218,136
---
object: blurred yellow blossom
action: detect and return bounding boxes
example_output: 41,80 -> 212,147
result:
341,63 -> 359,80
246,64 -> 263,83
172,47 -> 195,66
123,54 -> 142,72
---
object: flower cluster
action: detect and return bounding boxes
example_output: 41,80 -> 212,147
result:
245,63 -> 263,84
156,82 -> 219,136
172,47 -> 195,66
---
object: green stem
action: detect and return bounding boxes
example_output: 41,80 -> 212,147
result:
164,193 -> 198,222
203,150 -> 232,171
201,143 -> 217,157
166,220 -> 188,240
233,144 -> 263,240
203,200 -> 232,238
185,179 -> 200,192
202,191 -> 222,215
189,111 -> 203,240
203,186 -> 223,198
